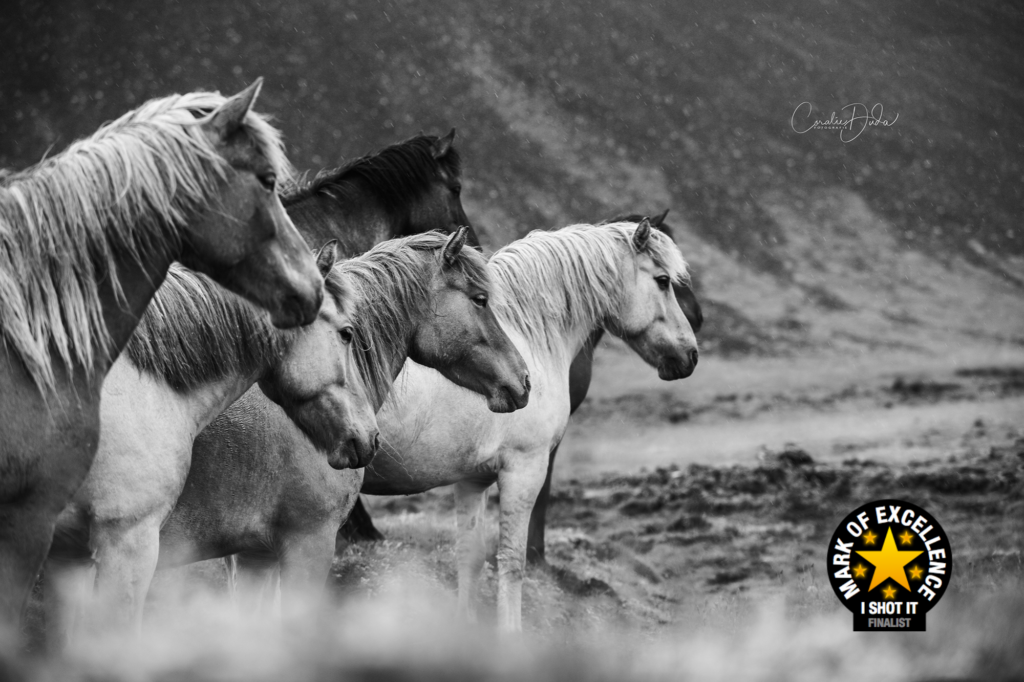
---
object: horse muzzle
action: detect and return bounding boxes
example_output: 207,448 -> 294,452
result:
658,349 -> 698,380
328,431 -> 380,470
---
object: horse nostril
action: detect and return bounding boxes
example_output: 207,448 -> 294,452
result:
372,433 -> 381,452
523,372 -> 531,392
688,349 -> 699,368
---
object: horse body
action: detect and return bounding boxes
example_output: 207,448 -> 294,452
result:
361,221 -> 698,631
0,81 -> 323,625
157,232 -> 528,613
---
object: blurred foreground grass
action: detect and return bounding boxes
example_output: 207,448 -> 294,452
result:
6,430 -> 1023,682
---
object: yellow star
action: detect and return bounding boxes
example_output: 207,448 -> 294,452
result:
882,584 -> 897,599
856,527 -> 923,591
909,565 -> 923,580
853,564 -> 868,579
899,530 -> 914,546
863,530 -> 878,545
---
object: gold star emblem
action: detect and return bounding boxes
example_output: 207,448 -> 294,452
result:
856,527 -> 923,591
863,530 -> 878,545
908,565 -> 923,580
882,584 -> 897,599
853,564 -> 868,579
899,530 -> 914,546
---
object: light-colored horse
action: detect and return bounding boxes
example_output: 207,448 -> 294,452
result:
360,220 -> 698,631
155,230 -> 530,615
0,80 -> 323,626
43,242 -> 372,645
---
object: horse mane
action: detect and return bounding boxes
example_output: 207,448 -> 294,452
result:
490,222 -> 690,351
281,134 -> 460,212
124,265 -> 281,392
335,231 -> 489,409
0,90 -> 293,393
126,260 -> 350,393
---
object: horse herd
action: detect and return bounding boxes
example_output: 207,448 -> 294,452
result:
0,79 -> 701,642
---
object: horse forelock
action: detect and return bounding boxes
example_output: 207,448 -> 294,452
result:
490,222 -> 690,351
281,134 -> 460,211
124,264 -> 281,393
335,231 -> 486,409
0,90 -> 290,394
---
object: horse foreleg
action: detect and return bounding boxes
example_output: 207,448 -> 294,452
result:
228,552 -> 279,617
42,556 -> 95,651
88,518 -> 161,636
453,479 -> 490,622
278,529 -> 336,622
495,456 -> 549,633
526,446 -> 558,566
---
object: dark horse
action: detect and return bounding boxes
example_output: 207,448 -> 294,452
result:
282,129 -> 480,541
283,128 -> 478,253
339,210 -> 704,557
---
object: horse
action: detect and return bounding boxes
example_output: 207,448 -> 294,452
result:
155,230 -> 530,617
42,241 -> 370,644
359,220 -> 698,631
283,128 -> 481,253
283,129 -> 482,544
339,210 -> 706,555
526,209 -> 704,564
0,80 -> 323,626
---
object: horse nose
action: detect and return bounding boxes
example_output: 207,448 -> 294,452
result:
688,349 -> 699,369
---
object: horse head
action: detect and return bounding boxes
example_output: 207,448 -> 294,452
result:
605,219 -> 699,380
182,79 -> 323,329
258,241 -> 379,470
398,129 -> 481,246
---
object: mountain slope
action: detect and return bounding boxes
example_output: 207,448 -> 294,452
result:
3,0 -> 1022,355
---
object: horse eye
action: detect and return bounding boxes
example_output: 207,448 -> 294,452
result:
452,183 -> 462,195
655,275 -> 671,291
471,294 -> 488,308
257,173 -> 277,191
339,327 -> 354,343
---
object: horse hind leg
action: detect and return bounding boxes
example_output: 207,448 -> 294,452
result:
453,479 -> 490,622
228,553 -> 280,617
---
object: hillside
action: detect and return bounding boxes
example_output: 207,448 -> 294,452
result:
3,0 -> 1022,355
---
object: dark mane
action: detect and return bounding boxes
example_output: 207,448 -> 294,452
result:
125,265 -> 281,392
281,134 -> 460,211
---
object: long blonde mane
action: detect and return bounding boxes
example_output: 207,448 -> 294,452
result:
0,90 -> 292,392
490,222 -> 690,351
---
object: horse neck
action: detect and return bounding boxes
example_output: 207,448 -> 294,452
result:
179,368 -> 263,436
496,260 -> 624,369
96,247 -> 178,378
287,184 -> 401,257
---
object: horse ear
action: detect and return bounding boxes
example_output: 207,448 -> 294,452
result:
205,77 -> 263,140
443,226 -> 469,265
632,218 -> 652,251
432,128 -> 456,159
651,208 -> 670,228
315,240 -> 339,278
